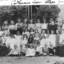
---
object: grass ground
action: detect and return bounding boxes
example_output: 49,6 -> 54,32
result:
0,56 -> 63,64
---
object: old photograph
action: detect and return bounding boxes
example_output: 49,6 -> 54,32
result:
0,1 -> 64,64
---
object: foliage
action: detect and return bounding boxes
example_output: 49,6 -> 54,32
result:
0,5 -> 60,25
0,6 -> 28,25
33,5 -> 61,22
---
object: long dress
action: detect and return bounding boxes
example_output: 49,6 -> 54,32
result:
55,34 -> 60,56
35,23 -> 42,33
26,48 -> 36,56
9,25 -> 16,34
59,34 -> 64,57
5,37 -> 17,50
49,34 -> 56,48
41,23 -> 48,33
14,35 -> 22,48
2,25 -> 9,36
21,38 -> 28,53
48,24 -> 57,34
28,23 -> 35,30
40,38 -> 47,48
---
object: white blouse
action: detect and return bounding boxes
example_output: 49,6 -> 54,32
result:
0,31 -> 4,36
36,46 -> 43,54
28,24 -> 35,29
34,37 -> 40,40
40,39 -> 47,48
6,37 -> 17,49
49,34 -> 56,47
35,23 -> 42,28
14,35 -> 22,47
60,34 -> 64,44
62,24 -> 64,29
1,36 -> 6,44
22,31 -> 30,38
9,25 -> 16,30
9,48 -> 20,55
21,39 -> 28,45
15,23 -> 23,29
41,23 -> 48,29
26,48 -> 36,56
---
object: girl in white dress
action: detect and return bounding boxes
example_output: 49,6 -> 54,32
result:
5,34 -> 17,50
35,40 -> 43,56
35,19 -> 42,33
26,44 -> 36,57
41,29 -> 47,38
40,36 -> 47,48
15,18 -> 23,29
9,20 -> 16,35
28,19 -> 35,30
20,34 -> 28,54
1,33 -> 6,45
14,31 -> 22,49
2,21 -> 9,36
48,30 -> 56,55
30,28 -> 35,37
34,29 -> 40,41
49,30 -> 56,48
4,33 -> 11,47
7,45 -> 20,56
41,18 -> 48,31
22,29 -> 30,38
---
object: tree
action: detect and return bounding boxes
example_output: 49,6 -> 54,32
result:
0,5 -> 61,25
0,6 -> 28,25
33,5 -> 61,22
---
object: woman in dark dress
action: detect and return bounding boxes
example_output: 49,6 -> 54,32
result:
28,34 -> 34,44
59,30 -> 64,57
55,30 -> 60,56
48,18 -> 57,34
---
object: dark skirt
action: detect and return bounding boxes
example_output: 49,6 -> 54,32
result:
59,46 -> 64,57
0,45 -> 10,56
55,46 -> 60,56
48,48 -> 55,55
8,54 -> 19,57
10,30 -> 17,35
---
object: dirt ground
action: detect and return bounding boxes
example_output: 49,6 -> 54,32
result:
0,56 -> 63,64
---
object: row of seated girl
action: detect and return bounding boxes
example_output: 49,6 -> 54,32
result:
0,29 -> 59,57
1,18 -> 58,36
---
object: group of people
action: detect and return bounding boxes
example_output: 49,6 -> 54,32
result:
0,18 -> 64,57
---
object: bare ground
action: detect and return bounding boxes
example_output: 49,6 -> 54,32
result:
0,56 -> 63,64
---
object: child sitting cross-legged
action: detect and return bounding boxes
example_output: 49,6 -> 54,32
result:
34,40 -> 43,56
43,44 -> 49,56
7,45 -> 20,57
48,43 -> 55,56
25,44 -> 36,57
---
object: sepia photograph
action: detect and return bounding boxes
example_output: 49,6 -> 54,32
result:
0,3 -> 64,64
